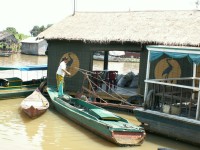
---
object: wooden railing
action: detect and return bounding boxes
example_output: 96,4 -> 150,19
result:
144,77 -> 200,120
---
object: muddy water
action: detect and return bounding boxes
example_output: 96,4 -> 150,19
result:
0,53 -> 47,80
0,53 -> 199,150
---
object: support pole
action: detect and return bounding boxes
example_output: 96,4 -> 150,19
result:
144,50 -> 151,104
196,80 -> 200,120
192,63 -> 196,100
104,51 -> 109,70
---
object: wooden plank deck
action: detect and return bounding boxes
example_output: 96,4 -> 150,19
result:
69,84 -> 139,102
68,84 -> 142,112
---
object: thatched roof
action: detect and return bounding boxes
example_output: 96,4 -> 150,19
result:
38,11 -> 200,47
0,31 -> 12,41
0,31 -> 18,43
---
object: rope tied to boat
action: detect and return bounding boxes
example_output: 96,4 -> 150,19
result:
74,67 -> 133,105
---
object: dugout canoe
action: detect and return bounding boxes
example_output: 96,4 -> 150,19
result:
21,88 -> 49,118
47,86 -> 145,146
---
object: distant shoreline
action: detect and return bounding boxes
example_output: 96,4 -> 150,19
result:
93,55 -> 140,63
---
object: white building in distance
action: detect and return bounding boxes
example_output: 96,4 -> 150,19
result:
21,37 -> 48,55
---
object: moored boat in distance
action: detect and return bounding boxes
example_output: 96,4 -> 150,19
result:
0,50 -> 12,57
0,52 -> 12,57
0,64 -> 47,99
21,88 -> 49,118
93,51 -> 140,62
47,86 -> 146,146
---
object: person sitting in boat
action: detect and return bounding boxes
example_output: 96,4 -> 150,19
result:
56,57 -> 71,99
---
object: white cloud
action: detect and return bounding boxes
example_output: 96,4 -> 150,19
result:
76,0 -> 196,11
0,0 -> 73,35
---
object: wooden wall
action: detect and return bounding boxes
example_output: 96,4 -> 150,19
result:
47,40 -> 92,92
46,40 -> 142,94
139,50 -> 193,95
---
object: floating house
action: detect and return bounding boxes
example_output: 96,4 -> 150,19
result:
21,37 -> 48,55
38,11 -> 200,95
0,31 -> 18,50
134,45 -> 200,146
38,10 -> 200,145
38,12 -> 146,99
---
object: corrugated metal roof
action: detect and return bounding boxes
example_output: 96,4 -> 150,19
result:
21,37 -> 45,43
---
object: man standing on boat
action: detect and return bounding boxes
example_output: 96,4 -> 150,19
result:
56,57 -> 71,99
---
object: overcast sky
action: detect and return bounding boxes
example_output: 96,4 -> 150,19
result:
0,0 -> 197,35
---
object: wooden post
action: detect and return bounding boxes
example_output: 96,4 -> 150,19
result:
104,51 -> 109,70
196,79 -> 200,120
192,63 -> 196,100
144,50 -> 151,104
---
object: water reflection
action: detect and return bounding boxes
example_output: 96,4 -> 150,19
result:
0,98 -> 199,150
0,53 -> 47,80
0,99 -> 42,150
0,53 -> 47,66
0,54 -> 199,150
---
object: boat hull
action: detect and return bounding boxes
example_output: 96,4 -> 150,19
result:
0,88 -> 36,99
0,64 -> 47,99
22,105 -> 47,118
48,87 -> 145,146
21,89 -> 49,118
0,79 -> 46,99
0,52 -> 12,57
134,108 -> 200,146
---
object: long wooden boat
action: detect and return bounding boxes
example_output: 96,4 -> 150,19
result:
0,52 -> 11,57
47,86 -> 146,146
93,52 -> 140,62
93,55 -> 139,62
0,65 -> 47,99
0,50 -> 12,57
21,88 -> 49,118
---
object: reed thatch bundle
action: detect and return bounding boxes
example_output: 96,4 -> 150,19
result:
38,11 -> 200,47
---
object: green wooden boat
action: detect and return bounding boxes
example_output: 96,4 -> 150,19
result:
47,86 -> 146,146
0,65 -> 47,99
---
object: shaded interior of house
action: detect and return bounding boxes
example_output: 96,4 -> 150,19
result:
78,50 -> 142,107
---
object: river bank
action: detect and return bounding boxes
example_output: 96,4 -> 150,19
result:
93,53 -> 140,62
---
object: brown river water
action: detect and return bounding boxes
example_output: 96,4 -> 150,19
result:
0,53 -> 199,150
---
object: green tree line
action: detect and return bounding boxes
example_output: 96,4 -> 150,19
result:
1,24 -> 52,51
30,24 -> 52,37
